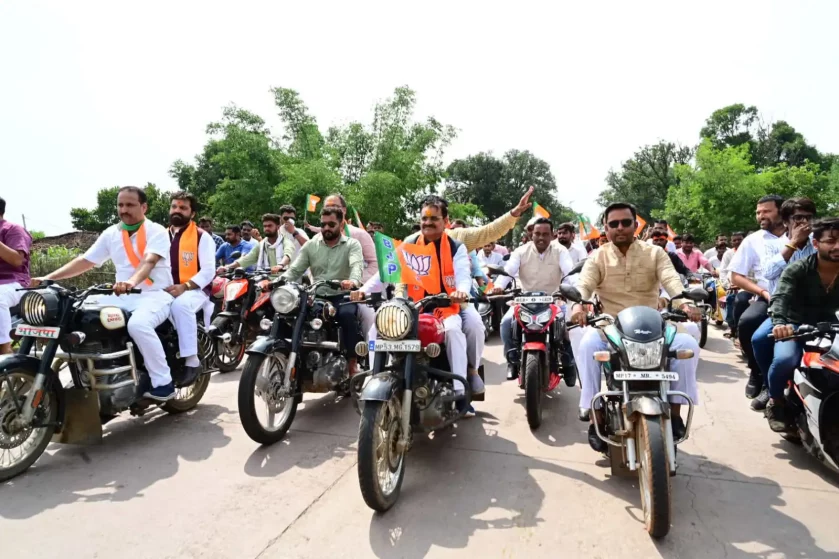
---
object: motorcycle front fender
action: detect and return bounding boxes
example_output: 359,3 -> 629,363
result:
522,342 -> 547,352
625,395 -> 670,419
360,372 -> 403,402
245,336 -> 290,357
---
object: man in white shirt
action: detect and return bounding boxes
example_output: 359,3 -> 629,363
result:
704,235 -> 729,262
555,222 -> 588,265
166,192 -> 219,378
279,204 -> 309,258
646,220 -> 677,252
33,186 -> 177,401
477,242 -> 504,268
728,195 -> 786,400
491,218 -> 574,380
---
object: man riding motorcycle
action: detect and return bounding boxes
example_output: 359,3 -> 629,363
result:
0,196 -> 31,355
677,234 -> 718,276
491,217 -> 574,381
166,191 -> 217,377
555,222 -> 588,265
218,213 -> 294,275
651,230 -> 690,277
32,186 -> 177,401
281,205 -> 364,375
570,202 -> 701,452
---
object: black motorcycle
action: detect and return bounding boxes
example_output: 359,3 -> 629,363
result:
237,279 -> 359,445
0,282 -> 215,482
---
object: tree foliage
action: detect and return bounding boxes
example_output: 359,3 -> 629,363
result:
70,183 -> 170,232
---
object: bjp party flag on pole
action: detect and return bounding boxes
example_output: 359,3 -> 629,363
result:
306,194 -> 321,213
350,205 -> 365,230
577,214 -> 600,240
373,232 -> 441,293
635,215 -> 647,237
533,202 -> 550,219
667,225 -> 677,241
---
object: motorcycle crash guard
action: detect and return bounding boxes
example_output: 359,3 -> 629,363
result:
0,353 -> 67,434
360,372 -> 403,402
245,336 -> 290,357
625,395 -> 670,419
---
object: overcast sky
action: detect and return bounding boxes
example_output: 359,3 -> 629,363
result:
2,0 -> 837,235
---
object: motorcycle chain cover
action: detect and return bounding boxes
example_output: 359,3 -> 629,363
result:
52,388 -> 103,445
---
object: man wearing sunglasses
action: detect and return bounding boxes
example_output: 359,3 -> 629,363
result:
281,206 -> 364,376
570,202 -> 701,453
279,204 -> 309,259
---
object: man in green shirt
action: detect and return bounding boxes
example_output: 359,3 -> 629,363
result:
282,205 -> 364,374
217,214 -> 295,274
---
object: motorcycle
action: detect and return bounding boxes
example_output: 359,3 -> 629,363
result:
0,282 -> 215,482
237,279 -> 358,445
771,317 -> 839,474
352,293 -> 483,512
474,281 -> 514,342
210,267 -> 276,372
561,284 -> 707,538
687,273 -> 717,348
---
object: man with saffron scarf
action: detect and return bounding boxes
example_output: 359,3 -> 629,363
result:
166,191 -> 217,378
32,186 -> 177,401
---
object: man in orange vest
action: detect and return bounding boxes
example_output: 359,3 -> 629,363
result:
166,192 -> 217,378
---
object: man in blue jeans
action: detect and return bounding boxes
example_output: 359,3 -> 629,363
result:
751,217 -> 839,432
749,198 -> 816,411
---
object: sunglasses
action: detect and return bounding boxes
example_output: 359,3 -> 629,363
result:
282,215 -> 294,221
320,221 -> 340,229
608,218 -> 634,229
791,214 -> 813,223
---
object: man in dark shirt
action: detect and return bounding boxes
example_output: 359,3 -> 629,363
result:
757,217 -> 839,431
651,230 -> 690,276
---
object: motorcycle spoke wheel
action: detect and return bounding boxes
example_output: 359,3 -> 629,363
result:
238,352 -> 298,445
0,371 -> 57,482
358,396 -> 405,512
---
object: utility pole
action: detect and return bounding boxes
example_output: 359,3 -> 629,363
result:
22,214 -> 27,230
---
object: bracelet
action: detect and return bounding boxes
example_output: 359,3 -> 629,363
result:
784,243 -> 798,251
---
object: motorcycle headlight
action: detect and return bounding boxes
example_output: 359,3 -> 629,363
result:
270,285 -> 300,314
519,307 -> 553,331
375,300 -> 413,340
623,338 -> 664,370
20,290 -> 61,326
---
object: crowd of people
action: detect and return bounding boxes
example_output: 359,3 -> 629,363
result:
1,187 -> 837,441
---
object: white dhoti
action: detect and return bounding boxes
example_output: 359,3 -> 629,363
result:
90,291 -> 174,388
459,304 -> 485,370
170,289 -> 210,359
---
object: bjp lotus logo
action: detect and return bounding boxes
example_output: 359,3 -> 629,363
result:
182,252 -> 195,266
402,250 -> 431,277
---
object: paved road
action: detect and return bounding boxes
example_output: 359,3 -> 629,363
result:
2,328 -> 839,559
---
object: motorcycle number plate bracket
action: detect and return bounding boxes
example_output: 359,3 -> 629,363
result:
613,371 -> 679,381
15,324 -> 61,339
514,296 -> 553,304
371,340 -> 421,352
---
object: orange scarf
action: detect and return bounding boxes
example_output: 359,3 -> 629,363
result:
406,233 -> 458,320
173,222 -> 199,284
121,223 -> 153,286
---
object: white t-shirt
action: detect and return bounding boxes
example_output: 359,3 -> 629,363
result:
477,250 -> 504,268
728,229 -> 782,292
84,221 -> 173,291
647,238 -> 676,253
557,239 -> 588,265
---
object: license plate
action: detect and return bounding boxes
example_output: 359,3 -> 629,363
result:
514,296 -> 553,304
613,371 -> 679,381
15,324 -> 61,339
371,339 -> 421,352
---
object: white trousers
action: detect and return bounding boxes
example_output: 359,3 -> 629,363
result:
0,282 -> 23,345
357,304 -> 374,348
459,305 -> 485,370
577,328 -> 700,408
170,289 -> 210,358
368,312 -> 469,394
682,321 -> 701,344
91,291 -> 174,388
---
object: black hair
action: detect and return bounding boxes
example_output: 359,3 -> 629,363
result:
118,185 -> 147,204
326,193 -> 348,209
757,194 -> 784,211
279,204 -> 296,217
170,191 -> 199,213
0,196 -> 5,215
532,217 -> 553,230
321,205 -> 344,222
732,231 -> 745,238
240,220 -> 254,228
261,213 -> 281,225
226,225 -> 241,234
813,218 -> 839,241
603,202 -> 637,223
199,216 -> 213,225
674,235 -> 683,242
682,233 -> 695,243
452,219 -> 467,228
654,219 -> 668,226
421,195 -> 449,218
716,234 -> 728,239
557,222 -> 575,234
780,197 -> 816,222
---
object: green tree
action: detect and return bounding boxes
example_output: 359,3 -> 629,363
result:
699,103 -> 760,150
597,141 -> 693,220
70,183 -> 170,232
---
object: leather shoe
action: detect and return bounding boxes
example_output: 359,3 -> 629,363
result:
672,414 -> 686,439
588,424 -> 608,453
506,363 -> 518,381
578,407 -> 590,422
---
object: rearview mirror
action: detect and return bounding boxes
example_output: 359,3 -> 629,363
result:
230,251 -> 242,260
559,284 -> 583,303
486,265 -> 509,277
502,254 -> 511,261
568,259 -> 587,276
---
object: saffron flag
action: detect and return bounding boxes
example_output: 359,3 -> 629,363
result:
577,214 -> 600,241
533,203 -> 551,219
306,194 -> 321,213
667,225 -> 677,241
373,232 -> 440,293
635,216 -> 647,237
351,205 -> 365,230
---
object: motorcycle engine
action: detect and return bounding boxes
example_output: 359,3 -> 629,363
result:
415,381 -> 457,430
305,351 -> 348,393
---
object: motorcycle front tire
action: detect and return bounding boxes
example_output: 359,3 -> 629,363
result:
699,317 -> 708,348
238,352 -> 298,445
524,352 -> 543,430
358,397 -> 406,512
637,415 -> 671,538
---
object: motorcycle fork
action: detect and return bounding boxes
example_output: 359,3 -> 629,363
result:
397,354 -> 414,453
621,380 -> 637,471
20,340 -> 60,424
662,380 -> 677,472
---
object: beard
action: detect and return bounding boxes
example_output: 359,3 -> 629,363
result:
170,213 -> 188,227
558,239 -> 571,247
322,228 -> 338,241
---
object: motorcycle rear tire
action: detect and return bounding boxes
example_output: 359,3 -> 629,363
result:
699,317 -> 708,349
162,373 -> 210,414
358,397 -> 405,512
637,415 -> 671,538
524,353 -> 543,430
